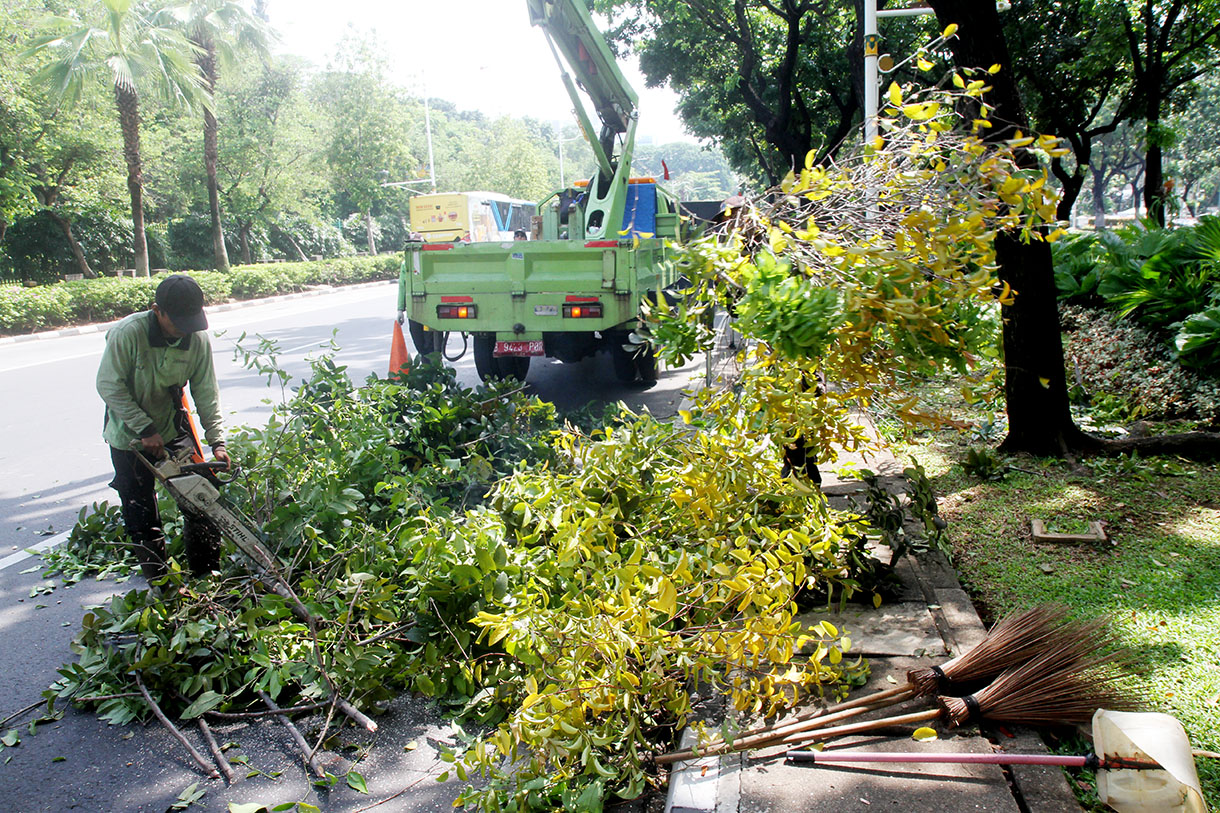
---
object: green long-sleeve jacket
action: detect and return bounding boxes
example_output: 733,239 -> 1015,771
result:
96,311 -> 226,451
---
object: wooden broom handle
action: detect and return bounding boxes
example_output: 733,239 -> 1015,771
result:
655,689 -> 916,765
781,708 -> 942,748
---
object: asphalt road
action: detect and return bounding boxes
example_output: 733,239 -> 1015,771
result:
0,281 -> 705,812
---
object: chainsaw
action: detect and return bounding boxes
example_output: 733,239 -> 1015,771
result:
130,443 -> 309,618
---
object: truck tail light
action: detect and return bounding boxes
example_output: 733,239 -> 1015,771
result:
563,303 -> 602,318
437,304 -> 477,319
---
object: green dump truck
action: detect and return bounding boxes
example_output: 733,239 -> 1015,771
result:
397,0 -> 688,383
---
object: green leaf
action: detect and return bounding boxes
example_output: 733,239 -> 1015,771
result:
179,691 -> 225,720
227,804 -> 268,813
170,782 -> 206,809
1,730 -> 19,747
346,770 -> 369,793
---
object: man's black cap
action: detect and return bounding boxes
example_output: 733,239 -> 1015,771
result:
155,274 -> 208,334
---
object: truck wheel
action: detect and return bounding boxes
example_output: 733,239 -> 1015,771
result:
408,320 -> 436,356
500,355 -> 530,381
473,337 -> 530,382
610,342 -> 637,383
473,335 -> 498,380
636,345 -> 658,382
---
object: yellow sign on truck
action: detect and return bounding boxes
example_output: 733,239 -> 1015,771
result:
409,192 -> 536,243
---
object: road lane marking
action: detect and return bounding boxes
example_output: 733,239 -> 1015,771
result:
0,530 -> 70,571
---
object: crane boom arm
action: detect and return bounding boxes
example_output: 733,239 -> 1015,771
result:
527,0 -> 637,137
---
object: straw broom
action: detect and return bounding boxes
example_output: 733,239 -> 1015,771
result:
656,603 -> 1092,765
779,644 -> 1135,753
906,604 -> 1086,695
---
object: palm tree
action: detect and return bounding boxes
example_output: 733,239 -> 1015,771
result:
175,0 -> 271,273
26,0 -> 209,277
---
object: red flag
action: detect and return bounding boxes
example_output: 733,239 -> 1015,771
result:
389,320 -> 411,378
661,159 -> 670,180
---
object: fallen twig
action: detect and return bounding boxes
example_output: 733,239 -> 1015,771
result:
350,770 -> 438,812
135,675 -> 218,779
204,701 -> 328,721
0,700 -> 48,729
258,690 -> 325,778
198,717 -> 235,784
335,696 -> 377,733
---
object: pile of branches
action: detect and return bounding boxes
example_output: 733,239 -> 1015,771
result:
36,347 -> 884,810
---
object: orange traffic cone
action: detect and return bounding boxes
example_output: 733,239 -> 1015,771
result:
389,320 -> 411,378
173,386 -> 207,464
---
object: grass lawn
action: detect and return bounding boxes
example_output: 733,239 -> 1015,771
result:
899,425 -> 1220,809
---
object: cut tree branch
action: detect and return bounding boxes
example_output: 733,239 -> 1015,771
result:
135,675 -> 218,779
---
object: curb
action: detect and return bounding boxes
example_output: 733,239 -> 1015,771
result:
0,280 -> 395,346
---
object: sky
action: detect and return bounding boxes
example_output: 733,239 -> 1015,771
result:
266,0 -> 696,145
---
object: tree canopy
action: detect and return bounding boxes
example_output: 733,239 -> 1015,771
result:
2,1 -> 737,281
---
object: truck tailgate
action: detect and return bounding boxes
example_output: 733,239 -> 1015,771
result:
410,241 -> 633,295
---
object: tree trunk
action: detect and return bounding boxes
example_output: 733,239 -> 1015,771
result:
46,211 -> 95,278
197,40 -> 231,273
114,84 -> 150,276
239,221 -> 252,264
1143,125 -> 1166,227
365,210 -> 377,254
1052,149 -> 1088,224
927,0 -> 1086,456
273,224 -> 308,262
1075,431 -> 1220,461
993,233 -> 1091,456
1180,179 -> 1196,217
1092,166 -> 1108,230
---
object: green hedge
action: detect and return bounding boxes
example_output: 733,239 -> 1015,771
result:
0,255 -> 400,336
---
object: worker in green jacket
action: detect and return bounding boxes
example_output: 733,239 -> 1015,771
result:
96,274 -> 230,582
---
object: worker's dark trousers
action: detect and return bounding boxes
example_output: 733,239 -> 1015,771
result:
108,444 -> 221,579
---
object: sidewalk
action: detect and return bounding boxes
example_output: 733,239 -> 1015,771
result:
0,279 -> 394,345
666,345 -> 1083,813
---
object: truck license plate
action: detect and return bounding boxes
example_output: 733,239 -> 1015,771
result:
494,340 -> 544,357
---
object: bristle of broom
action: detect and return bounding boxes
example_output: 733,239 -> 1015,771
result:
937,637 -> 1137,728
907,604 -> 1112,697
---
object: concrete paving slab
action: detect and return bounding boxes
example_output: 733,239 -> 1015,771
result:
914,550 -> 974,591
797,602 -> 948,658
668,728 -> 724,813
998,727 -> 1087,813
739,734 -> 1021,812
933,587 -> 991,656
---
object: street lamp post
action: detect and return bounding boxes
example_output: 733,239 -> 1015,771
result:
863,2 -> 1009,146
863,2 -> 940,146
422,86 -> 437,193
